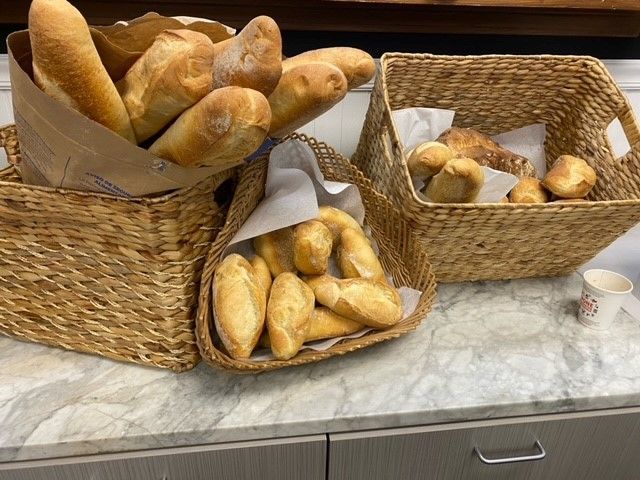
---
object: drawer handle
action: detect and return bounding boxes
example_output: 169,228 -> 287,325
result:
474,440 -> 546,465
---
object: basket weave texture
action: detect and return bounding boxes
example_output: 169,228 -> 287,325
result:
0,124 -> 235,372
352,53 -> 640,282
196,134 -> 437,373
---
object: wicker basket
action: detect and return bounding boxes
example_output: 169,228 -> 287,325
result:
352,53 -> 640,282
0,124 -> 236,372
196,134 -> 437,373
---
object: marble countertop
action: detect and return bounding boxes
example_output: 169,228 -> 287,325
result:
2,272 -> 640,463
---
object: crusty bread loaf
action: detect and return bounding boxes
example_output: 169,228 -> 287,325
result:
28,0 -> 136,142
337,228 -> 386,283
542,155 -> 597,199
293,220 -> 333,275
310,276 -> 403,329
214,254 -> 266,359
509,176 -> 549,203
253,227 -> 296,277
436,127 -> 536,178
316,206 -> 364,249
282,47 -> 375,90
267,272 -> 315,360
406,141 -> 453,178
259,307 -> 362,347
250,255 -> 273,298
268,62 -> 347,138
118,29 -> 214,143
149,86 -> 270,168
212,16 -> 282,97
423,157 -> 484,203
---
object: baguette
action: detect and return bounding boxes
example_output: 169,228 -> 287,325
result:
118,29 -> 215,143
316,206 -> 364,249
268,62 -> 347,138
267,273 -> 315,360
28,0 -> 136,142
250,255 -> 273,298
293,220 -> 333,275
214,254 -> 266,359
337,228 -> 386,282
253,227 -> 296,277
212,16 -> 282,96
149,86 -> 270,168
282,47 -> 375,89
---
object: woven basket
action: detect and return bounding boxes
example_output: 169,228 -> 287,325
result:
0,124 -> 236,372
196,134 -> 437,373
352,53 -> 640,282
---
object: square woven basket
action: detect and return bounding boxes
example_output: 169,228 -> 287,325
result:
196,134 -> 437,373
0,124 -> 235,372
352,53 -> 640,283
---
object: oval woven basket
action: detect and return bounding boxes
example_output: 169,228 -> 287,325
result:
352,53 -> 640,283
0,124 -> 236,372
196,134 -> 437,373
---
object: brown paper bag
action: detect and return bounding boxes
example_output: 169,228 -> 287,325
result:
8,30 -> 229,198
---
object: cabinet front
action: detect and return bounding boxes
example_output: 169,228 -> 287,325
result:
328,411 -> 640,480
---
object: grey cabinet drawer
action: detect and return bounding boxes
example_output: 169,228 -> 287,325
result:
0,435 -> 326,480
328,410 -> 640,480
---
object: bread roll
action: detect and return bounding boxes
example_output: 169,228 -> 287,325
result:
406,142 -> 453,178
149,86 -> 270,168
310,276 -> 403,328
316,206 -> 364,249
423,157 -> 484,203
436,127 -> 536,178
250,255 -> 273,298
259,307 -> 363,347
542,155 -> 597,199
214,254 -> 266,359
28,0 -> 136,142
509,177 -> 549,204
337,228 -> 386,282
118,29 -> 214,143
268,62 -> 348,138
293,220 -> 332,275
212,16 -> 282,97
253,227 -> 296,277
267,272 -> 315,360
283,47 -> 375,90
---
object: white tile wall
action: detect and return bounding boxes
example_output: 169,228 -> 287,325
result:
0,55 -> 638,288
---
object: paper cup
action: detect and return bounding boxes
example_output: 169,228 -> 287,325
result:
578,269 -> 634,330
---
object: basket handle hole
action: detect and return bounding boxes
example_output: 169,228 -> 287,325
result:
213,177 -> 237,207
607,117 -> 632,160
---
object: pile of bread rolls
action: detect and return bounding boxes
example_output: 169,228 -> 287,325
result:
28,0 -> 375,170
214,207 -> 404,361
406,127 -> 597,203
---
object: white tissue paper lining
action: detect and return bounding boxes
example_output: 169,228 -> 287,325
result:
392,107 -> 548,202
213,139 -> 422,361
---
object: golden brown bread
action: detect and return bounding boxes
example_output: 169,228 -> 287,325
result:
310,276 -> 403,328
337,228 -> 386,282
282,47 -> 375,90
267,272 -> 315,360
293,220 -> 333,275
118,29 -> 215,143
212,16 -> 282,97
316,206 -> 364,249
250,255 -> 273,298
213,254 -> 266,359
28,0 -> 136,142
268,62 -> 348,138
253,227 -> 296,277
259,306 -> 363,347
499,196 -> 510,204
148,86 -> 270,168
436,127 -> 536,177
406,141 -> 453,178
542,155 -> 597,199
509,176 -> 549,204
423,157 -> 484,203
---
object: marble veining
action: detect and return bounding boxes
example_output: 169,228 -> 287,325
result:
1,273 -> 640,462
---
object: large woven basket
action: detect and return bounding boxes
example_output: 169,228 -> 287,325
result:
352,53 -> 640,282
196,134 -> 437,373
0,124 -> 235,372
